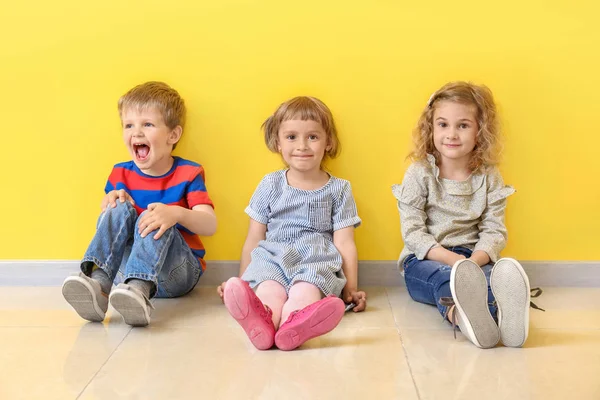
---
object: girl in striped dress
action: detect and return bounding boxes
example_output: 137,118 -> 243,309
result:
218,96 -> 367,351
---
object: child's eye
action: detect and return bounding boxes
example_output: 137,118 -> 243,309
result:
438,122 -> 447,128
286,135 -> 296,140
309,135 -> 319,140
144,122 -> 154,127
124,124 -> 133,129
459,124 -> 469,129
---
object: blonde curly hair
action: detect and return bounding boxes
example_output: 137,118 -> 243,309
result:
409,81 -> 501,171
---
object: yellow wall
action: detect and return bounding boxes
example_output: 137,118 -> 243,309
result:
1,1 -> 598,261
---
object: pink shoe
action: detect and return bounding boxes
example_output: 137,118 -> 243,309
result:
223,277 -> 276,350
275,295 -> 345,351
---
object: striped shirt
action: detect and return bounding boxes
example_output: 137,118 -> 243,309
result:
105,157 -> 214,270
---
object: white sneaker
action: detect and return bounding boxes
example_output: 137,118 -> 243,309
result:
109,283 -> 154,327
491,258 -> 531,347
450,259 -> 500,349
62,272 -> 108,322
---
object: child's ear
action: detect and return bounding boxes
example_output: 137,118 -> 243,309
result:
168,126 -> 183,145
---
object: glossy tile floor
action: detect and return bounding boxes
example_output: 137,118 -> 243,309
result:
0,286 -> 599,399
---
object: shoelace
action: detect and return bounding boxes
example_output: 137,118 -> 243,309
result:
529,287 -> 545,311
284,311 -> 299,325
489,287 -> 545,311
258,303 -> 272,319
282,295 -> 339,326
283,300 -> 320,325
439,297 -> 459,339
283,307 -> 306,325
440,288 -> 545,339
246,282 -> 272,320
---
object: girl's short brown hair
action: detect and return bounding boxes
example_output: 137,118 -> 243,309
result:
262,96 -> 340,159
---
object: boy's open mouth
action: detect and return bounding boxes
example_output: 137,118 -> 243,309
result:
134,144 -> 150,161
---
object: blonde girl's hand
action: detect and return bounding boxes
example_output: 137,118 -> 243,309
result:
101,189 -> 135,211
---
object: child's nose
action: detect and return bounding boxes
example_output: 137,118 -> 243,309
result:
297,139 -> 309,150
447,128 -> 459,138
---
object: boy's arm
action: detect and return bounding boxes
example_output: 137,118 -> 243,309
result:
178,204 -> 217,236
333,226 -> 366,312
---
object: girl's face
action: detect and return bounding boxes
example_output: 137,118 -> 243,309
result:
432,100 -> 479,167
277,119 -> 331,174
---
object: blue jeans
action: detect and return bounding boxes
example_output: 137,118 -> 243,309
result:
80,201 -> 202,298
403,246 -> 497,319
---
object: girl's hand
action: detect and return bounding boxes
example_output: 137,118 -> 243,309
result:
342,288 -> 367,312
101,189 -> 135,211
138,203 -> 180,240
217,281 -> 227,303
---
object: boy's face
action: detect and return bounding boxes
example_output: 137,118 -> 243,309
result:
121,107 -> 182,176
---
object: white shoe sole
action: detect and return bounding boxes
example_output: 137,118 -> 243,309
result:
62,276 -> 106,322
491,258 -> 530,347
110,288 -> 151,327
450,259 -> 500,349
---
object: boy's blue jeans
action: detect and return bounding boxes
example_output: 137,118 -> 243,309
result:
80,201 -> 202,298
403,246 -> 497,319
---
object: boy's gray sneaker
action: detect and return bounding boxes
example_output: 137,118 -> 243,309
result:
62,272 -> 108,322
109,283 -> 154,327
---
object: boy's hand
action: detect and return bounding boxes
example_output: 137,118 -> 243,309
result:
217,281 -> 227,303
138,203 -> 180,240
342,288 -> 367,312
101,189 -> 135,211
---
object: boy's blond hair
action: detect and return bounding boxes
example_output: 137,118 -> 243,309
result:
262,96 -> 340,160
409,81 -> 501,171
118,81 -> 186,150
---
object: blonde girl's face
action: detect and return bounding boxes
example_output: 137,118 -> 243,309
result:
432,100 -> 479,166
277,119 -> 331,174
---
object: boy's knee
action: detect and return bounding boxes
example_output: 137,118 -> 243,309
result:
106,200 -> 136,216
101,201 -> 137,226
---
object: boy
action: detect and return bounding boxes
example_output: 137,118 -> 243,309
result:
62,81 -> 216,326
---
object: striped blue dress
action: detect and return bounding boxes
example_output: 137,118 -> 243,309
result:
241,170 -> 361,296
